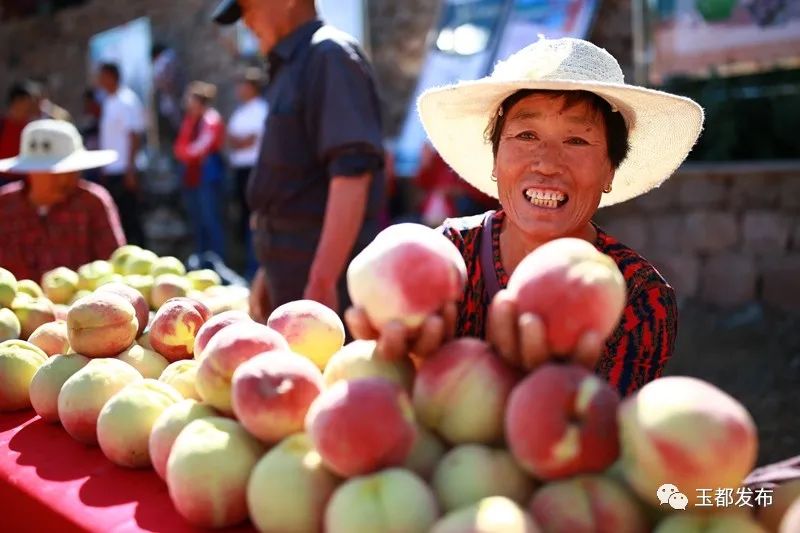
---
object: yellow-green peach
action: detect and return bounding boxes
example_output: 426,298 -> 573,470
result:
431,497 -> 539,533
29,352 -> 90,422
123,275 -> 154,308
12,296 -> 56,340
117,343 -> 170,379
97,282 -> 150,337
77,260 -> 115,291
57,358 -> 142,444
148,399 -> 218,480
166,417 -> 265,528
324,468 -> 438,533
159,360 -> 201,400
193,310 -> 251,361
97,379 -> 183,468
149,297 -> 211,362
0,308 -> 21,342
68,290 -> 92,306
0,267 -> 17,307
109,244 -> 143,273
28,320 -> 70,356
267,299 -> 345,369
655,514 -> 767,533
151,274 -> 192,310
123,249 -> 158,276
323,339 -> 414,392
403,424 -> 447,481
247,433 -> 339,533
17,279 -> 44,298
186,269 -> 221,291
151,256 -> 186,277
66,292 -> 138,357
41,267 -> 79,304
0,339 -> 47,411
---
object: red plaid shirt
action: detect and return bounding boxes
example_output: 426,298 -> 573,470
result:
0,180 -> 125,282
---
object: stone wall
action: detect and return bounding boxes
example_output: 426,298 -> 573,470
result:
593,163 -> 800,313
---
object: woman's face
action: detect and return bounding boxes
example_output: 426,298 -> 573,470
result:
494,93 -> 614,243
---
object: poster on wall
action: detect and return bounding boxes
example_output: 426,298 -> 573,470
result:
648,0 -> 800,84
88,17 -> 153,104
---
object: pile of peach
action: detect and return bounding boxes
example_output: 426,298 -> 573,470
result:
0,228 -> 796,533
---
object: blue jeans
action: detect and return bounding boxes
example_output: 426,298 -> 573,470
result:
182,154 -> 226,259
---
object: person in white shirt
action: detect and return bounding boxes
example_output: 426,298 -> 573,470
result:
97,62 -> 146,246
227,68 -> 268,279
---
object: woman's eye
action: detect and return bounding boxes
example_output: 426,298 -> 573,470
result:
566,137 -> 589,145
516,131 -> 537,140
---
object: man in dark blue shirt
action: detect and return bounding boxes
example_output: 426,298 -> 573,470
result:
213,0 -> 385,320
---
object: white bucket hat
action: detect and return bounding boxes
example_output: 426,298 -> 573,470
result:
0,119 -> 117,174
417,37 -> 705,207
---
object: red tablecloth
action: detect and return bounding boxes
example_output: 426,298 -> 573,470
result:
0,411 -> 257,532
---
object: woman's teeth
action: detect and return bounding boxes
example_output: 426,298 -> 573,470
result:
524,188 -> 567,208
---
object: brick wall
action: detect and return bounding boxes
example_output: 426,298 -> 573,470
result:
593,163 -> 800,313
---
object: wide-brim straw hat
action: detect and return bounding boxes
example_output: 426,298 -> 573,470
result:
417,37 -> 705,207
0,119 -> 117,174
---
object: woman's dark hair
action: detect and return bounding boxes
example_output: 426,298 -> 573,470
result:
487,89 -> 630,169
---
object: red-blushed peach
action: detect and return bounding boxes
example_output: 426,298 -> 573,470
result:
414,338 -> 519,444
403,424 -> 447,481
530,475 -> 649,533
29,352 -> 90,422
97,282 -> 150,337
0,267 -> 17,308
247,433 -> 339,532
109,244 -> 142,273
323,340 -> 415,392
0,340 -> 47,411
266,299 -> 345,369
117,343 -> 170,379
151,256 -> 186,277
305,377 -> 417,477
231,351 -> 324,444
148,297 -> 210,362
96,379 -> 183,468
186,269 -> 221,291
150,274 -> 192,309
196,321 -> 289,414
506,238 -> 626,359
12,296 -> 56,340
27,320 -> 69,356
757,480 -> 800,532
193,310 -> 251,361
432,496 -> 540,533
506,363 -> 620,480
618,376 -> 758,506
0,308 -> 21,342
53,304 -> 69,322
159,360 -> 201,400
66,292 -> 138,357
655,514 -> 767,533
433,444 -> 535,511
346,223 -> 467,330
148,399 -> 218,480
77,260 -> 115,291
41,267 -> 79,305
17,279 -> 44,298
57,358 -> 142,444
324,468 -> 439,533
166,416 -> 266,528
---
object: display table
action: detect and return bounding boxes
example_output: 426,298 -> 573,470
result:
0,411 -> 256,533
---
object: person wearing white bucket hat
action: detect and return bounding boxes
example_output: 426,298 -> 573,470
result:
347,37 -> 704,397
0,119 -> 126,281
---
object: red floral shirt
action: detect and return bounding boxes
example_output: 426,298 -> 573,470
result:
439,209 -> 678,397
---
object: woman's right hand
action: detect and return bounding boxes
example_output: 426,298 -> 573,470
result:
344,303 -> 458,361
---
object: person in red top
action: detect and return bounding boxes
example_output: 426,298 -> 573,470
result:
0,82 -> 39,182
174,81 -> 227,259
0,120 -> 125,282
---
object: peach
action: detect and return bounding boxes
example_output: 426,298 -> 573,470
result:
758,480 -> 800,532
655,514 -> 767,533
151,256 -> 186,277
77,260 -> 115,290
123,274 -> 155,308
123,248 -> 158,276
53,304 -> 69,322
28,320 -> 70,356
159,360 -> 201,400
0,340 -> 47,411
186,269 -> 221,291
433,444 -> 535,511
323,339 -> 414,392
96,379 -> 183,468
193,310 -> 251,360
0,308 -> 21,342
29,352 -> 90,422
117,343 -> 170,379
138,331 -> 153,350
12,296 -> 56,340
151,274 -> 191,309
0,266 -> 17,307
530,475 -> 649,533
414,338 -> 518,444
231,351 -> 323,444
57,358 -> 142,444
432,496 -> 539,533
97,282 -> 150,337
618,376 -> 758,505
506,238 -> 626,358
41,267 -> 79,304
780,498 -> 800,533
306,377 -> 416,477
346,223 -> 467,330
148,398 -> 218,480
325,468 -> 439,533
196,321 -> 288,414
68,289 -> 92,306
506,363 -> 620,480
267,299 -> 345,369
109,244 -> 142,273
66,292 -> 138,357
166,417 -> 265,528
403,424 -> 447,481
247,433 -> 339,532
148,297 -> 210,362
17,279 -> 44,298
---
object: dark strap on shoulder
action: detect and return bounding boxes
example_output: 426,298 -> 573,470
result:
480,211 -> 502,305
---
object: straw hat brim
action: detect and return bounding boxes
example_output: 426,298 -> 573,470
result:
0,149 -> 118,175
418,78 -> 704,207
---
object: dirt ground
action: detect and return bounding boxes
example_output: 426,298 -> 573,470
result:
664,301 -> 800,468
